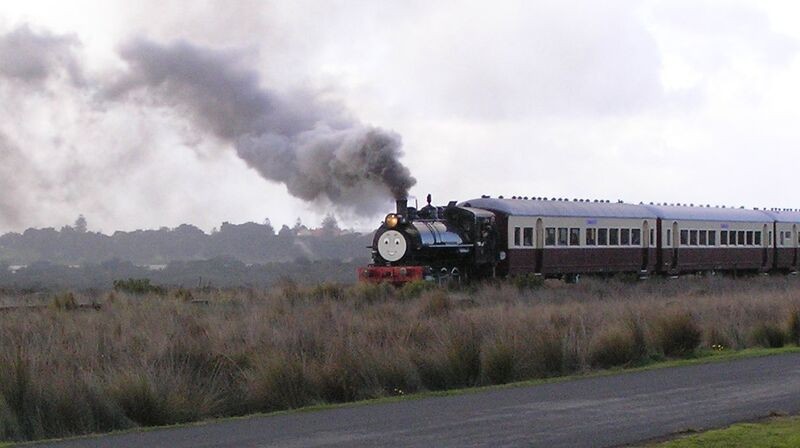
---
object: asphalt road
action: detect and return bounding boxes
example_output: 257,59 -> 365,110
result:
29,353 -> 800,448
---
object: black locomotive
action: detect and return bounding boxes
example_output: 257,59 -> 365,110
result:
359,195 -> 499,284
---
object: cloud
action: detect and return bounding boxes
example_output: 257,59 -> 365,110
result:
0,24 -> 84,85
650,0 -> 799,70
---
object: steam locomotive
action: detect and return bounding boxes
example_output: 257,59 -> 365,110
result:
358,194 -> 800,284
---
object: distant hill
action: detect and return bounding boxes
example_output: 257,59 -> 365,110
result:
0,218 -> 374,266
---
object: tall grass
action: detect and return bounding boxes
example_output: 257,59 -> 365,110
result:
2,275 -> 800,442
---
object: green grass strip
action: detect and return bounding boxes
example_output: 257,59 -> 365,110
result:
646,415 -> 800,447
17,346 -> 800,447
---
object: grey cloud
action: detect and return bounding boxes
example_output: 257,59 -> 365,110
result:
0,24 -> 84,85
0,133 -> 37,227
357,0 -> 666,120
652,0 -> 798,68
106,39 -> 415,213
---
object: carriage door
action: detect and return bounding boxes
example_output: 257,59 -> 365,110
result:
671,222 -> 679,269
642,221 -> 650,271
793,225 -> 798,268
762,224 -> 770,268
535,218 -> 544,274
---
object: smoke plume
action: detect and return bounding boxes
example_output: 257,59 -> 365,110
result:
106,40 -> 416,213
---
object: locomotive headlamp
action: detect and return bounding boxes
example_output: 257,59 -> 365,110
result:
385,213 -> 399,228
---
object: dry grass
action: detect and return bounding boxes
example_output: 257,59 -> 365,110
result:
2,275 -> 800,442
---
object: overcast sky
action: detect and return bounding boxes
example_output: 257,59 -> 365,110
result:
1,0 -> 799,234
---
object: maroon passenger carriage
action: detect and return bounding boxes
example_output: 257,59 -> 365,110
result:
359,195 -> 800,284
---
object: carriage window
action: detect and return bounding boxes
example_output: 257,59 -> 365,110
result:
746,231 -> 754,246
545,228 -> 556,246
731,231 -> 738,245
598,228 -> 608,245
523,228 -> 534,247
558,228 -> 568,246
720,231 -> 728,246
632,229 -> 641,246
650,229 -> 654,246
755,231 -> 762,246
621,229 -> 630,245
667,229 -> 672,246
569,228 -> 580,246
780,231 -> 786,246
769,231 -> 773,245
738,231 -> 745,245
586,228 -> 597,246
680,230 -> 688,245
690,230 -> 698,246
514,227 -> 521,246
699,230 -> 707,246
609,228 -> 619,245
709,231 -> 716,246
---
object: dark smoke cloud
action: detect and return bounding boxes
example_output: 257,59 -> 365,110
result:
106,40 -> 415,213
0,25 -> 84,86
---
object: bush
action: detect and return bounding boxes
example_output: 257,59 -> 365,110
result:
346,282 -> 395,303
511,273 -> 544,291
50,292 -> 78,311
528,329 -> 565,377
399,280 -> 436,300
418,290 -> 452,318
443,324 -> 482,387
482,341 -> 516,384
652,312 -> 702,357
705,326 -> 731,350
310,283 -> 344,301
589,323 -> 645,369
751,323 -> 787,348
787,309 -> 800,345
245,355 -> 315,412
107,373 -> 172,427
112,279 -> 165,295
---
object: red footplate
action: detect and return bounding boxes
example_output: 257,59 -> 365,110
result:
357,266 -> 426,284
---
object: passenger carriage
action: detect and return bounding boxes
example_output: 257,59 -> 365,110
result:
762,210 -> 800,272
460,198 -> 658,278
641,205 -> 773,275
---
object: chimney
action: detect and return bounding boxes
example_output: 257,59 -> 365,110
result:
396,198 -> 408,217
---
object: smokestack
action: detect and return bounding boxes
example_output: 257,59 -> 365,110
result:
396,198 -> 408,217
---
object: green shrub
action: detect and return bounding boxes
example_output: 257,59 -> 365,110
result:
49,292 -> 78,311
112,279 -> 165,295
444,325 -> 482,387
751,323 -> 787,348
589,326 -> 640,369
107,373 -> 171,427
346,282 -> 395,303
482,341 -> 516,384
653,312 -> 702,357
419,290 -> 452,318
705,326 -> 732,351
0,395 -> 21,441
246,355 -> 315,412
511,273 -> 544,291
529,329 -> 565,377
399,280 -> 436,300
787,309 -> 800,345
310,283 -> 344,301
